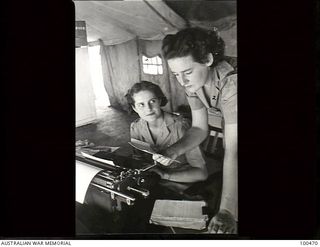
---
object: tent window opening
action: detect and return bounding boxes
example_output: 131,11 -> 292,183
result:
142,55 -> 163,75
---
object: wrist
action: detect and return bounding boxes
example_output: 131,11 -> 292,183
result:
220,195 -> 237,219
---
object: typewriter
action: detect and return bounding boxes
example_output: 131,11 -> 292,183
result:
76,148 -> 160,211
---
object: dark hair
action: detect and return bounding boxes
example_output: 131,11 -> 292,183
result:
126,81 -> 168,107
162,27 -> 225,67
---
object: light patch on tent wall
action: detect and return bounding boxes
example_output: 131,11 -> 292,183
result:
142,55 -> 163,75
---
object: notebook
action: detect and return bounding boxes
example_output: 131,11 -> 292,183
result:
149,200 -> 209,230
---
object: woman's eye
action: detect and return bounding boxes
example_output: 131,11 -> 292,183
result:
185,71 -> 192,75
137,103 -> 144,108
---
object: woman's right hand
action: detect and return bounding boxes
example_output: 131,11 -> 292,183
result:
152,154 -> 173,166
152,147 -> 178,166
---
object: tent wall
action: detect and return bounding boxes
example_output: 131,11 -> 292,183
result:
100,39 -> 190,113
97,12 -> 237,113
138,39 -> 187,113
76,47 -> 97,126
101,39 -> 140,112
193,15 -> 237,57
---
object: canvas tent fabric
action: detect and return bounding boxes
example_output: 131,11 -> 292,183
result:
74,1 -> 186,44
74,1 -> 237,55
74,0 -> 237,112
99,38 -> 184,112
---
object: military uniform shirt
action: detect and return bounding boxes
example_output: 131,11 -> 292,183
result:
130,111 -> 206,168
185,61 -> 237,126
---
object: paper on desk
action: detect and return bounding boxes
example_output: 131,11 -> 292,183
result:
76,145 -> 120,157
129,139 -> 181,163
76,160 -> 103,204
150,200 -> 208,230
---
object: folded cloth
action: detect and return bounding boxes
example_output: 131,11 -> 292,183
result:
149,200 -> 208,230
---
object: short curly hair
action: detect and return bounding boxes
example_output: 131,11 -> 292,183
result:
126,81 -> 168,107
162,27 -> 225,67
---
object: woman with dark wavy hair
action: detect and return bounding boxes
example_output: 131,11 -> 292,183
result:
126,81 -> 208,183
154,27 -> 238,234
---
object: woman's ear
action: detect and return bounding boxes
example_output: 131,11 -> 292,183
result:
205,53 -> 214,67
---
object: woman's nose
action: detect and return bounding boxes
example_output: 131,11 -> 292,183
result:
180,75 -> 188,86
146,103 -> 152,110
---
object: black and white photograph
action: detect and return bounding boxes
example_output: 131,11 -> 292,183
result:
74,0 -> 238,236
1,0 -> 318,242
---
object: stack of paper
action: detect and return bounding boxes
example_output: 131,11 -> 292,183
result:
149,200 -> 208,230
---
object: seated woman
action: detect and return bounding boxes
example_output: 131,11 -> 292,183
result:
126,81 -> 208,183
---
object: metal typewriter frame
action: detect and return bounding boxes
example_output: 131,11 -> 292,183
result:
77,152 -> 157,207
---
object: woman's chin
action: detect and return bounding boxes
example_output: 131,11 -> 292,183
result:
144,114 -> 156,121
146,114 -> 162,122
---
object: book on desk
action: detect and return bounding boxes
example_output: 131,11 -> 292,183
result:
150,200 -> 209,230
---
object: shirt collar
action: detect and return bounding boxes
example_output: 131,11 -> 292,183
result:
139,111 -> 173,127
139,111 -> 173,146
207,60 -> 234,87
